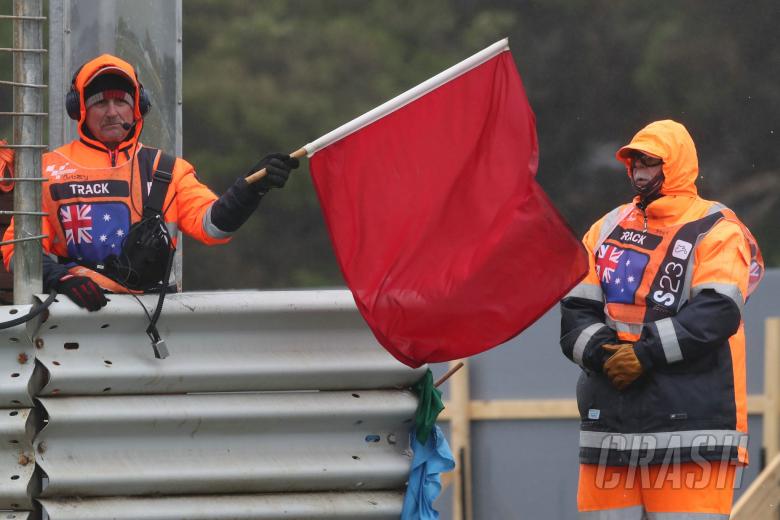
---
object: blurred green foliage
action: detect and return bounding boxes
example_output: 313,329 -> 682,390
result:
181,0 -> 779,290
3,1 -> 779,290
0,1 -> 13,141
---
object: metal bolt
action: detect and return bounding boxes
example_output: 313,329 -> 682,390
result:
34,338 -> 43,349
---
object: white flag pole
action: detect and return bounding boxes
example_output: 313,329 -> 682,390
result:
247,38 -> 509,184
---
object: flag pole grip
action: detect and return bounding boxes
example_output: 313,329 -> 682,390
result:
246,147 -> 307,185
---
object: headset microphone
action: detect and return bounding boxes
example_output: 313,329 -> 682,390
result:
121,118 -> 139,131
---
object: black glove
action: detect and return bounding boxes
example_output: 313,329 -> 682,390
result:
209,177 -> 262,233
247,153 -> 299,193
56,274 -> 107,311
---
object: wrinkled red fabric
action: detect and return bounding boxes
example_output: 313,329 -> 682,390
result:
310,51 -> 588,367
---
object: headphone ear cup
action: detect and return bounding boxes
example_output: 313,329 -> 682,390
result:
138,87 -> 151,116
65,89 -> 81,120
65,64 -> 85,121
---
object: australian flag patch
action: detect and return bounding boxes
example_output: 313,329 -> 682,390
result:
595,244 -> 649,304
58,202 -> 131,264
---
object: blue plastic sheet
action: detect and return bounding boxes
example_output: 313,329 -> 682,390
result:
401,425 -> 455,519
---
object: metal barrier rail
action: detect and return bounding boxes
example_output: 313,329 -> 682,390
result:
36,391 -> 415,496
0,289 -> 423,519
35,291 -> 425,395
0,302 -> 37,512
39,493 -> 403,520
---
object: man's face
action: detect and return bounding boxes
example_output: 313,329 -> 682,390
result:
84,97 -> 133,148
631,152 -> 663,189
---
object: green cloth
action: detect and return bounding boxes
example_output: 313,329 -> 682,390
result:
412,369 -> 445,445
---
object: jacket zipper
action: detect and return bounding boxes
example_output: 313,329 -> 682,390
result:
636,201 -> 648,232
109,149 -> 117,167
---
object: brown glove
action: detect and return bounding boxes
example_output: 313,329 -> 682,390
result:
602,343 -> 643,391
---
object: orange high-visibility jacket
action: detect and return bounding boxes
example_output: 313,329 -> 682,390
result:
1,55 -> 231,292
560,120 -> 764,466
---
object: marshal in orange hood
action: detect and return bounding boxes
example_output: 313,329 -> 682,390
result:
615,119 -> 699,198
72,54 -> 145,151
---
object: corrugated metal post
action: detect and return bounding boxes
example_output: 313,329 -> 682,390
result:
11,0 -> 45,304
763,318 -> 780,463
48,0 -> 68,149
174,0 -> 183,289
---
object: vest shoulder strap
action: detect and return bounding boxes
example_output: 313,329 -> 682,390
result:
141,148 -> 176,219
644,210 -> 725,321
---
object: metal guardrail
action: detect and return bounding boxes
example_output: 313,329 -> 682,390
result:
36,391 -> 415,496
0,302 -> 37,515
38,493 -> 403,520
35,290 -> 424,395
0,289 -> 423,519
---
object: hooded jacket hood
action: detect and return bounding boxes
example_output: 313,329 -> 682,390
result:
616,119 -> 699,197
72,54 -> 144,151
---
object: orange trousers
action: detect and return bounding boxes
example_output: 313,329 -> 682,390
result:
578,462 -> 737,518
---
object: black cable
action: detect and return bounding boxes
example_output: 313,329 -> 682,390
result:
148,245 -> 175,328
130,291 -> 154,322
0,290 -> 58,330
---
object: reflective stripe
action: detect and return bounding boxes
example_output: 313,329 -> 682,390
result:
202,204 -> 233,239
647,513 -> 729,520
566,282 -> 604,302
596,206 -> 633,249
166,221 -> 179,238
604,315 -> 643,337
580,430 -> 746,450
580,506 -> 645,520
691,283 -> 744,314
656,318 -> 682,364
706,202 -> 727,215
573,323 -> 606,365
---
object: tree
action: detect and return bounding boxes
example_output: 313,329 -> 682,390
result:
177,1 -> 779,289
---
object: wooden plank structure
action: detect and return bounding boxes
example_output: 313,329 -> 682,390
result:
732,453 -> 780,520
732,317 -> 780,519
761,318 -> 780,462
440,317 -> 780,519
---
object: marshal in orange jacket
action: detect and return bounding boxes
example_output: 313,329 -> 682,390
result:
560,120 -> 763,467
2,55 -> 239,293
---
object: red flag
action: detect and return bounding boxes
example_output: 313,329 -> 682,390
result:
308,40 -> 588,367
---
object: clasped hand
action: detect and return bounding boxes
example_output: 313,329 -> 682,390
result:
602,343 -> 643,390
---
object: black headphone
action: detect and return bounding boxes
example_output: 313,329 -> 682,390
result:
65,62 -> 152,121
